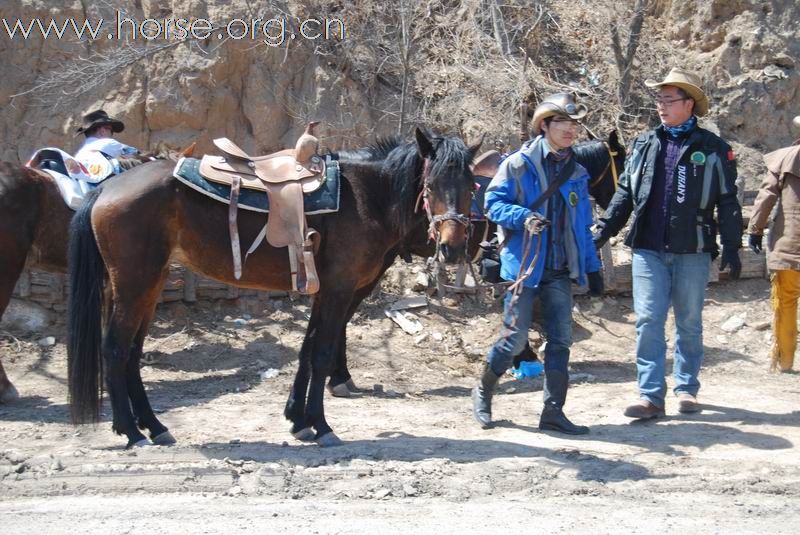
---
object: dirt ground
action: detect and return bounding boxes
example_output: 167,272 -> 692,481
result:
1,262 -> 799,533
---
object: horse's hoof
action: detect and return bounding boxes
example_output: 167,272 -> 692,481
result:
345,378 -> 358,391
151,431 -> 176,446
292,427 -> 315,442
127,438 -> 152,449
0,384 -> 19,403
316,432 -> 343,447
327,382 -> 351,398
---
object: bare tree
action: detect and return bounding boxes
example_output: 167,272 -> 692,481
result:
610,0 -> 648,124
489,0 -> 511,56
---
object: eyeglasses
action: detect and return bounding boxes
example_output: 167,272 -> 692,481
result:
654,96 -> 690,107
550,117 -> 580,128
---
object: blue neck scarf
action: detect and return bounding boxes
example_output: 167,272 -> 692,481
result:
664,115 -> 697,139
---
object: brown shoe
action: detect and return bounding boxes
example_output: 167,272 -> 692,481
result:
677,393 -> 700,414
623,400 -> 665,420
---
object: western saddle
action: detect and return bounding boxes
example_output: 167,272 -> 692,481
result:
199,122 -> 325,294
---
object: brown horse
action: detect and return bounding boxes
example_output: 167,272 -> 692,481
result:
67,128 -> 480,448
327,131 -> 627,395
0,164 -> 73,403
0,145 -> 194,403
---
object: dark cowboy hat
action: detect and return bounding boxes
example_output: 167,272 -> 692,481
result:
75,109 -> 125,135
531,93 -> 588,135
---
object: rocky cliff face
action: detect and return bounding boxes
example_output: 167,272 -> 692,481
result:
0,0 -> 383,161
0,0 -> 797,191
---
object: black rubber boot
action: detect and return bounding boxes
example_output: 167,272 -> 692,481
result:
539,370 -> 589,435
472,363 -> 501,429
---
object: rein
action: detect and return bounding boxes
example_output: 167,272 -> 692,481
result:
588,142 -> 620,191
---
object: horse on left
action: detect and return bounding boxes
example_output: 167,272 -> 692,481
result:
0,145 -> 195,403
67,128 -> 480,448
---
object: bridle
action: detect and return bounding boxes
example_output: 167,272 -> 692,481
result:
414,153 -> 472,247
589,142 -> 621,191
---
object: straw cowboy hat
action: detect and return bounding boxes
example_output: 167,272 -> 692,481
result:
645,67 -> 709,117
531,93 -> 588,135
75,109 -> 125,135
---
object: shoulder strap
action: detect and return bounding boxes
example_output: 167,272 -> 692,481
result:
530,157 -> 576,211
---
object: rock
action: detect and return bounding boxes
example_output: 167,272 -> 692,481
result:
226,485 -> 244,496
750,321 -> 771,331
403,484 -> 418,496
412,272 -> 430,292
570,373 -> 596,383
1,299 -> 53,330
721,314 -> 746,333
374,488 -> 392,499
259,368 -> 280,380
37,336 -> 56,347
414,333 -> 429,345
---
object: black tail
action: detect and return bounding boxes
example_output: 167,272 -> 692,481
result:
67,188 -> 105,424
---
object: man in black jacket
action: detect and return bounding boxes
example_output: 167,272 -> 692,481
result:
594,67 -> 743,419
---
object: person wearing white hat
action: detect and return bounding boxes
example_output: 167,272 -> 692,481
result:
594,67 -> 743,419
748,115 -> 800,372
472,92 -> 603,435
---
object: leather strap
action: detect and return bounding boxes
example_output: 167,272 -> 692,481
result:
228,175 -> 243,280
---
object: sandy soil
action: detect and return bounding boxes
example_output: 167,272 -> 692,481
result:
1,264 -> 799,533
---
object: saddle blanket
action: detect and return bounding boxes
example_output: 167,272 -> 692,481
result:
173,156 -> 340,214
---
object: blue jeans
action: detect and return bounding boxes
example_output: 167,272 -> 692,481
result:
632,249 -> 711,408
487,269 -> 572,376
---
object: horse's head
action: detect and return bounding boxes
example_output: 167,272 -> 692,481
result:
415,127 -> 481,264
576,130 -> 626,211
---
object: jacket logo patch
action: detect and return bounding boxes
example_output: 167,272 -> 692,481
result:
690,151 -> 706,165
568,191 -> 578,207
676,165 -> 687,204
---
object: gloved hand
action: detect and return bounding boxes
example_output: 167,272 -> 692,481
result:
748,234 -> 763,254
592,231 -> 608,250
719,246 -> 742,280
587,271 -> 604,297
524,213 -> 550,235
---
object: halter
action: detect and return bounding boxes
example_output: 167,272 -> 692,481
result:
414,156 -> 472,245
588,142 -> 620,191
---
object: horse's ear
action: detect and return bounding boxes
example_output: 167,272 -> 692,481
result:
608,130 -> 622,150
468,133 -> 484,159
415,127 -> 434,158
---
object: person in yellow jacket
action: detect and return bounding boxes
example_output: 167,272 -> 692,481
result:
748,115 -> 800,372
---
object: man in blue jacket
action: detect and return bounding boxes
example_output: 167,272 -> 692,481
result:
593,68 -> 743,419
472,93 -> 604,435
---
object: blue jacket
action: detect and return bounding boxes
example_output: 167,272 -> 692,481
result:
485,136 -> 601,288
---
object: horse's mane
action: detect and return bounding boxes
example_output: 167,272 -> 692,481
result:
338,132 -> 472,236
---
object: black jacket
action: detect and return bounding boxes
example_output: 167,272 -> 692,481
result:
596,124 -> 742,256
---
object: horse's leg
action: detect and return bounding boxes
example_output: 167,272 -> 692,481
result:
0,247 -> 27,403
103,306 -> 150,448
328,285 -> 374,396
284,311 -> 318,441
125,273 -> 175,445
306,287 -> 354,446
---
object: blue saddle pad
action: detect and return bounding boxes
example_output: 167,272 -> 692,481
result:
470,175 -> 492,221
172,156 -> 340,214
